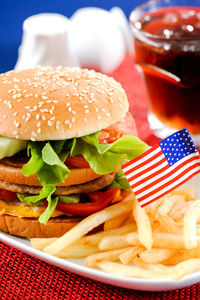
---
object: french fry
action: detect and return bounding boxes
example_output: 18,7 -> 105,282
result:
98,234 -> 130,250
58,244 -> 98,258
134,257 -> 200,280
44,199 -> 133,255
103,212 -> 129,231
139,248 -> 175,264
31,237 -> 86,250
156,195 -> 176,216
171,187 -> 195,201
162,248 -> 200,265
133,202 -> 153,250
83,223 -> 136,247
144,197 -> 163,218
169,199 -> 191,222
31,238 -> 98,258
31,238 -> 57,250
97,261 -> 173,279
119,247 -> 143,265
184,200 -> 200,249
85,247 -> 133,268
156,213 -> 182,234
126,232 -> 200,249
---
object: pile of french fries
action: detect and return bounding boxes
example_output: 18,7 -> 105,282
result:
31,187 -> 200,280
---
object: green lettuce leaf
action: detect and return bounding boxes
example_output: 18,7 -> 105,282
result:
71,133 -> 147,174
83,133 -> 146,159
58,194 -> 80,204
107,170 -> 131,190
21,141 -> 70,222
22,142 -> 44,176
39,195 -> 59,224
17,184 -> 55,206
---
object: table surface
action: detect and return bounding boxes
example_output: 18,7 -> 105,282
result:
0,55 -> 199,299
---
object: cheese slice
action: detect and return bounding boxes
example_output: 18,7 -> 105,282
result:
0,200 -> 64,218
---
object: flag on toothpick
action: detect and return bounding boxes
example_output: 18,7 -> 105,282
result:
122,128 -> 200,207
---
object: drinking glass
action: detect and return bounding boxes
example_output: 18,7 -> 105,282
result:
130,0 -> 200,145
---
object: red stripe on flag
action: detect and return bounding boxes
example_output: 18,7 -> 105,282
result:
127,157 -> 167,184
131,155 -> 200,192
123,149 -> 164,177
135,162 -> 200,202
122,144 -> 160,170
140,169 -> 200,207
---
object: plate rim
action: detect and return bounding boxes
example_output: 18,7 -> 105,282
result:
1,230 -> 200,292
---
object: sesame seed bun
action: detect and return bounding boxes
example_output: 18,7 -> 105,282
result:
0,66 -> 129,141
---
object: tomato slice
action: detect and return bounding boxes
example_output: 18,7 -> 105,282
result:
98,112 -> 137,144
65,154 -> 90,169
55,188 -> 119,216
0,189 -> 19,201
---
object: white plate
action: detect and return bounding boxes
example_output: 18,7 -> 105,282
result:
0,174 -> 200,292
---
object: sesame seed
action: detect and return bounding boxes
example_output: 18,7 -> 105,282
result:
40,109 -> 48,113
68,107 -> 72,112
37,128 -> 41,134
48,120 -> 52,126
65,120 -> 69,124
32,131 -> 37,136
37,122 -> 41,128
85,109 -> 89,114
36,114 -> 40,120
42,115 -> 46,121
3,115 -> 7,119
69,123 -> 72,128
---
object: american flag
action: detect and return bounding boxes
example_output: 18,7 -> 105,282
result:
122,128 -> 200,207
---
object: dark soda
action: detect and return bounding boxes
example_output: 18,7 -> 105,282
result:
133,7 -> 200,134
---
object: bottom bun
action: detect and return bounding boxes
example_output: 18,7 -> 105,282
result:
0,215 -> 83,238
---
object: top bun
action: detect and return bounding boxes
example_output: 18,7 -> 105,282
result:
0,66 -> 129,141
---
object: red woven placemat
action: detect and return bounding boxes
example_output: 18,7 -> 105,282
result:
0,55 -> 199,299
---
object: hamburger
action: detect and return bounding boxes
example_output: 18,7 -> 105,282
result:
0,66 -> 146,238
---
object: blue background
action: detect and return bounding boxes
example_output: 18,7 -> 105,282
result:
0,0 -> 143,74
